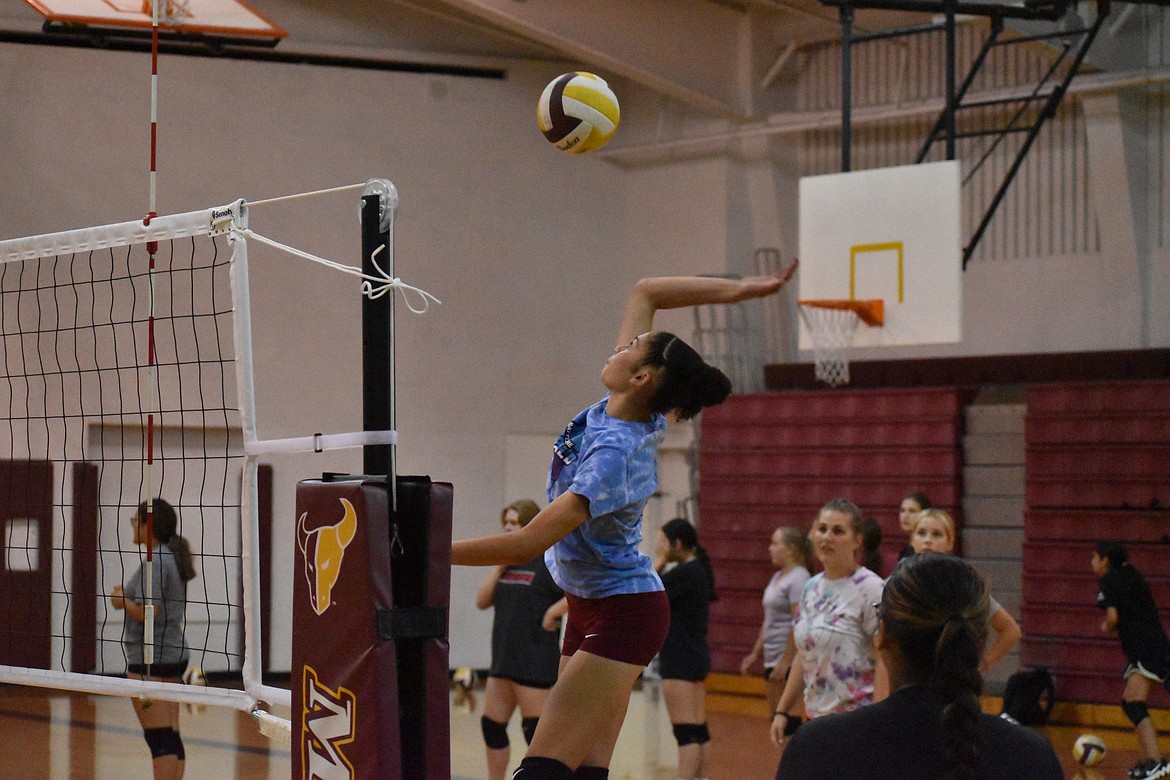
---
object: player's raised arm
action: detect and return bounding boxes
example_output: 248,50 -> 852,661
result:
614,262 -> 797,347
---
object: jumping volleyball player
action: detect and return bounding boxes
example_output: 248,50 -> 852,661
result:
452,266 -> 797,779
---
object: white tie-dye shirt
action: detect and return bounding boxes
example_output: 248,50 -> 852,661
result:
544,395 -> 666,598
792,566 -> 884,718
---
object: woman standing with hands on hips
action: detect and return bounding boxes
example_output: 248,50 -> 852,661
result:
770,499 -> 885,748
452,264 -> 797,780
475,499 -> 567,780
909,508 -> 1021,673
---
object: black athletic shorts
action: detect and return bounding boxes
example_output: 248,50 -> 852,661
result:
127,659 -> 188,678
659,651 -> 709,682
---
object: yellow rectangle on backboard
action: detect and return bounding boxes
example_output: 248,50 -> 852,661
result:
798,161 -> 962,349
850,241 -> 903,303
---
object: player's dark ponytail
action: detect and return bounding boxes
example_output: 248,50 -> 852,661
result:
642,331 -> 731,421
138,498 -> 197,583
661,517 -> 717,602
881,553 -> 989,780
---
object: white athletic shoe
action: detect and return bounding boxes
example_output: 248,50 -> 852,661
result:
1129,759 -> 1170,780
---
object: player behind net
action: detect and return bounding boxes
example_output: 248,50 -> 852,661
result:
109,498 -> 197,779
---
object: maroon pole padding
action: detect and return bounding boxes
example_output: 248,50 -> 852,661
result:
424,481 -> 453,780
386,477 -> 453,780
292,477 -> 402,779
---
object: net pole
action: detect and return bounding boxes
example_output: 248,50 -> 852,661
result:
361,181 -> 398,493
141,0 -> 163,670
229,219 -> 291,711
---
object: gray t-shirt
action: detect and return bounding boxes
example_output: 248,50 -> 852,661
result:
762,566 -> 810,668
122,546 -> 189,666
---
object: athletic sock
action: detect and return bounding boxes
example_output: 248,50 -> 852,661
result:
513,756 -> 573,780
571,767 -> 608,779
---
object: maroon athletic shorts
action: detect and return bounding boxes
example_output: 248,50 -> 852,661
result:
562,590 -> 670,667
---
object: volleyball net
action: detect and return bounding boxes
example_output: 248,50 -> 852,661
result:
0,181 -> 431,739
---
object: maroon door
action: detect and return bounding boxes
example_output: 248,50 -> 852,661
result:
0,460 -> 54,669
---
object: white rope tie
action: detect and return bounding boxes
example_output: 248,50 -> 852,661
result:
232,227 -> 440,313
244,182 -> 367,208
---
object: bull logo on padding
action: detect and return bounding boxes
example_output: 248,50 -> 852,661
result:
297,498 -> 358,616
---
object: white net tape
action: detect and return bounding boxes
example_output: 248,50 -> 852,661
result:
799,304 -> 861,387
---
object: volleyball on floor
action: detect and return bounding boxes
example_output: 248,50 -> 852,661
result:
1072,733 -> 1106,766
537,72 -> 620,153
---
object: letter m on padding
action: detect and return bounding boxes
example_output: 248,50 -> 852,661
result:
302,666 -> 357,780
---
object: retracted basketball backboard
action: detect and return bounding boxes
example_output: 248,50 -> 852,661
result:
24,0 -> 286,41
798,160 -> 962,351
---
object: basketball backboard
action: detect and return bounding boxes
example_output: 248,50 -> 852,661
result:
24,0 -> 286,41
798,160 -> 962,349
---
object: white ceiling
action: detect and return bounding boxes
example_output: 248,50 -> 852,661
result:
2,0 -> 1163,153
246,0 -> 935,120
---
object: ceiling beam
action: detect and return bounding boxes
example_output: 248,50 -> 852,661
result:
431,0 -> 754,117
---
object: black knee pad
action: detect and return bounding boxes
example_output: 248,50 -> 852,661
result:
521,716 -> 539,745
784,714 -> 803,737
1122,699 -> 1150,726
143,727 -> 183,759
481,715 -> 510,750
571,767 -> 609,780
672,722 -> 707,746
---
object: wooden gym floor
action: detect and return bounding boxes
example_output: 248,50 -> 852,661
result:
0,677 -> 1158,779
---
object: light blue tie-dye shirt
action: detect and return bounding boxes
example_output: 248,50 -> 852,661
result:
544,395 -> 666,598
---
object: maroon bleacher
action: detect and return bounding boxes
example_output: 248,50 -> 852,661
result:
1021,380 -> 1170,706
699,387 -> 970,674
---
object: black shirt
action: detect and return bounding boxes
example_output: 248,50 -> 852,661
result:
777,685 -> 1063,780
489,556 -> 564,687
658,557 -> 712,681
1098,563 -> 1170,668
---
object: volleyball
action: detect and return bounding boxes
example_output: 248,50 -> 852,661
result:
182,665 -> 207,714
1072,733 -> 1106,766
537,72 -> 620,154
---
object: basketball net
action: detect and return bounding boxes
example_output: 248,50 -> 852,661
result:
797,299 -> 883,387
799,305 -> 859,387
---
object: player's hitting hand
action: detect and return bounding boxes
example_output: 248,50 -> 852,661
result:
736,259 -> 799,300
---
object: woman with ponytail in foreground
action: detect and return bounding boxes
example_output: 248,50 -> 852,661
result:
453,268 -> 797,780
776,553 -> 1061,780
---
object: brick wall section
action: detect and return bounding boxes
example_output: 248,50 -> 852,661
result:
961,401 -> 1026,690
